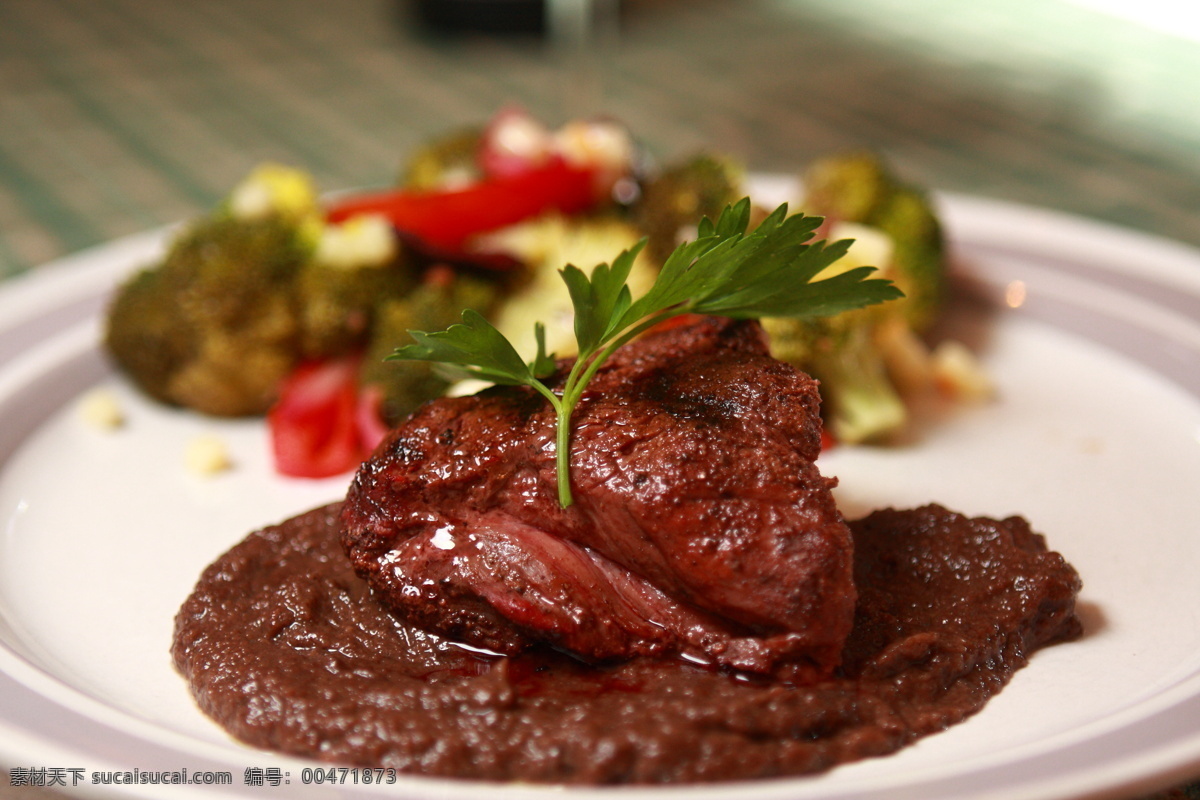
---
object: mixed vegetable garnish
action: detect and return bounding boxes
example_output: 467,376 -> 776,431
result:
103,108 -> 986,479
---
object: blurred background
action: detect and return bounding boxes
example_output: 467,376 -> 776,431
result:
1,0 -> 1198,278
1,2 -> 1198,798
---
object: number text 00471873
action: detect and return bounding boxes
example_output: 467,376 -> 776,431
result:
4,766 -> 399,788
299,767 -> 399,785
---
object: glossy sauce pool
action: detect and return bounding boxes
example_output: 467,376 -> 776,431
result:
172,502 -> 1081,785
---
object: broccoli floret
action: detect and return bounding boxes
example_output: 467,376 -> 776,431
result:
762,314 -> 906,446
761,153 -> 949,444
103,266 -> 193,406
802,152 -> 945,331
633,153 -> 745,264
106,159 -> 474,418
294,258 -> 415,360
399,126 -> 484,190
801,153 -> 890,222
360,273 -> 501,426
295,215 -> 417,359
105,210 -> 430,416
105,213 -> 309,417
868,187 -> 945,331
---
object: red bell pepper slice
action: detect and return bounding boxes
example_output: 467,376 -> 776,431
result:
268,357 -> 380,478
354,384 -> 390,454
325,158 -> 601,253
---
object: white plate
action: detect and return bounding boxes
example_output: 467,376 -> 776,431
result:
3,194 -> 1200,800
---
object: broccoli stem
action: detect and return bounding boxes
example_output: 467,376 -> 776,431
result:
823,367 -> 907,445
810,326 -> 907,445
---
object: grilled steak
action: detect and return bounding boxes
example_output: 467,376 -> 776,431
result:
340,316 -> 855,679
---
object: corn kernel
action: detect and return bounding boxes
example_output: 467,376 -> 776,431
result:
185,434 -> 233,476
78,388 -> 125,430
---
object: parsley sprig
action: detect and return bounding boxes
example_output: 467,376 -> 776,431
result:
387,199 -> 902,508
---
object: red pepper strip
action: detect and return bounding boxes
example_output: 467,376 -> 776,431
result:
354,384 -> 391,454
325,159 -> 601,253
647,313 -> 706,335
268,357 -> 371,478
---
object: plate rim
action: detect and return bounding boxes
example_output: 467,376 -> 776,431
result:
2,193 -> 1200,800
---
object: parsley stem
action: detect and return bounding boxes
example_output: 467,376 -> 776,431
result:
552,306 -> 691,508
529,380 -> 564,412
553,354 -> 591,508
555,397 -> 575,507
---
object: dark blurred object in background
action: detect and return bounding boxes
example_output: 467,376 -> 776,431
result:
411,0 -> 623,39
412,0 -> 546,35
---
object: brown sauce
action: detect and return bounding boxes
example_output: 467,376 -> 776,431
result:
172,502 -> 1081,785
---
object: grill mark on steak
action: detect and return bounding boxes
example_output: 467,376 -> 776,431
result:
340,317 -> 854,679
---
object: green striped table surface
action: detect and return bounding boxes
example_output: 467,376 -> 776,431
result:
2,0 -> 1198,277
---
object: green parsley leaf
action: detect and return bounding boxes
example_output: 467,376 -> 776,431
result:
387,198 -> 903,507
391,309 -> 534,386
